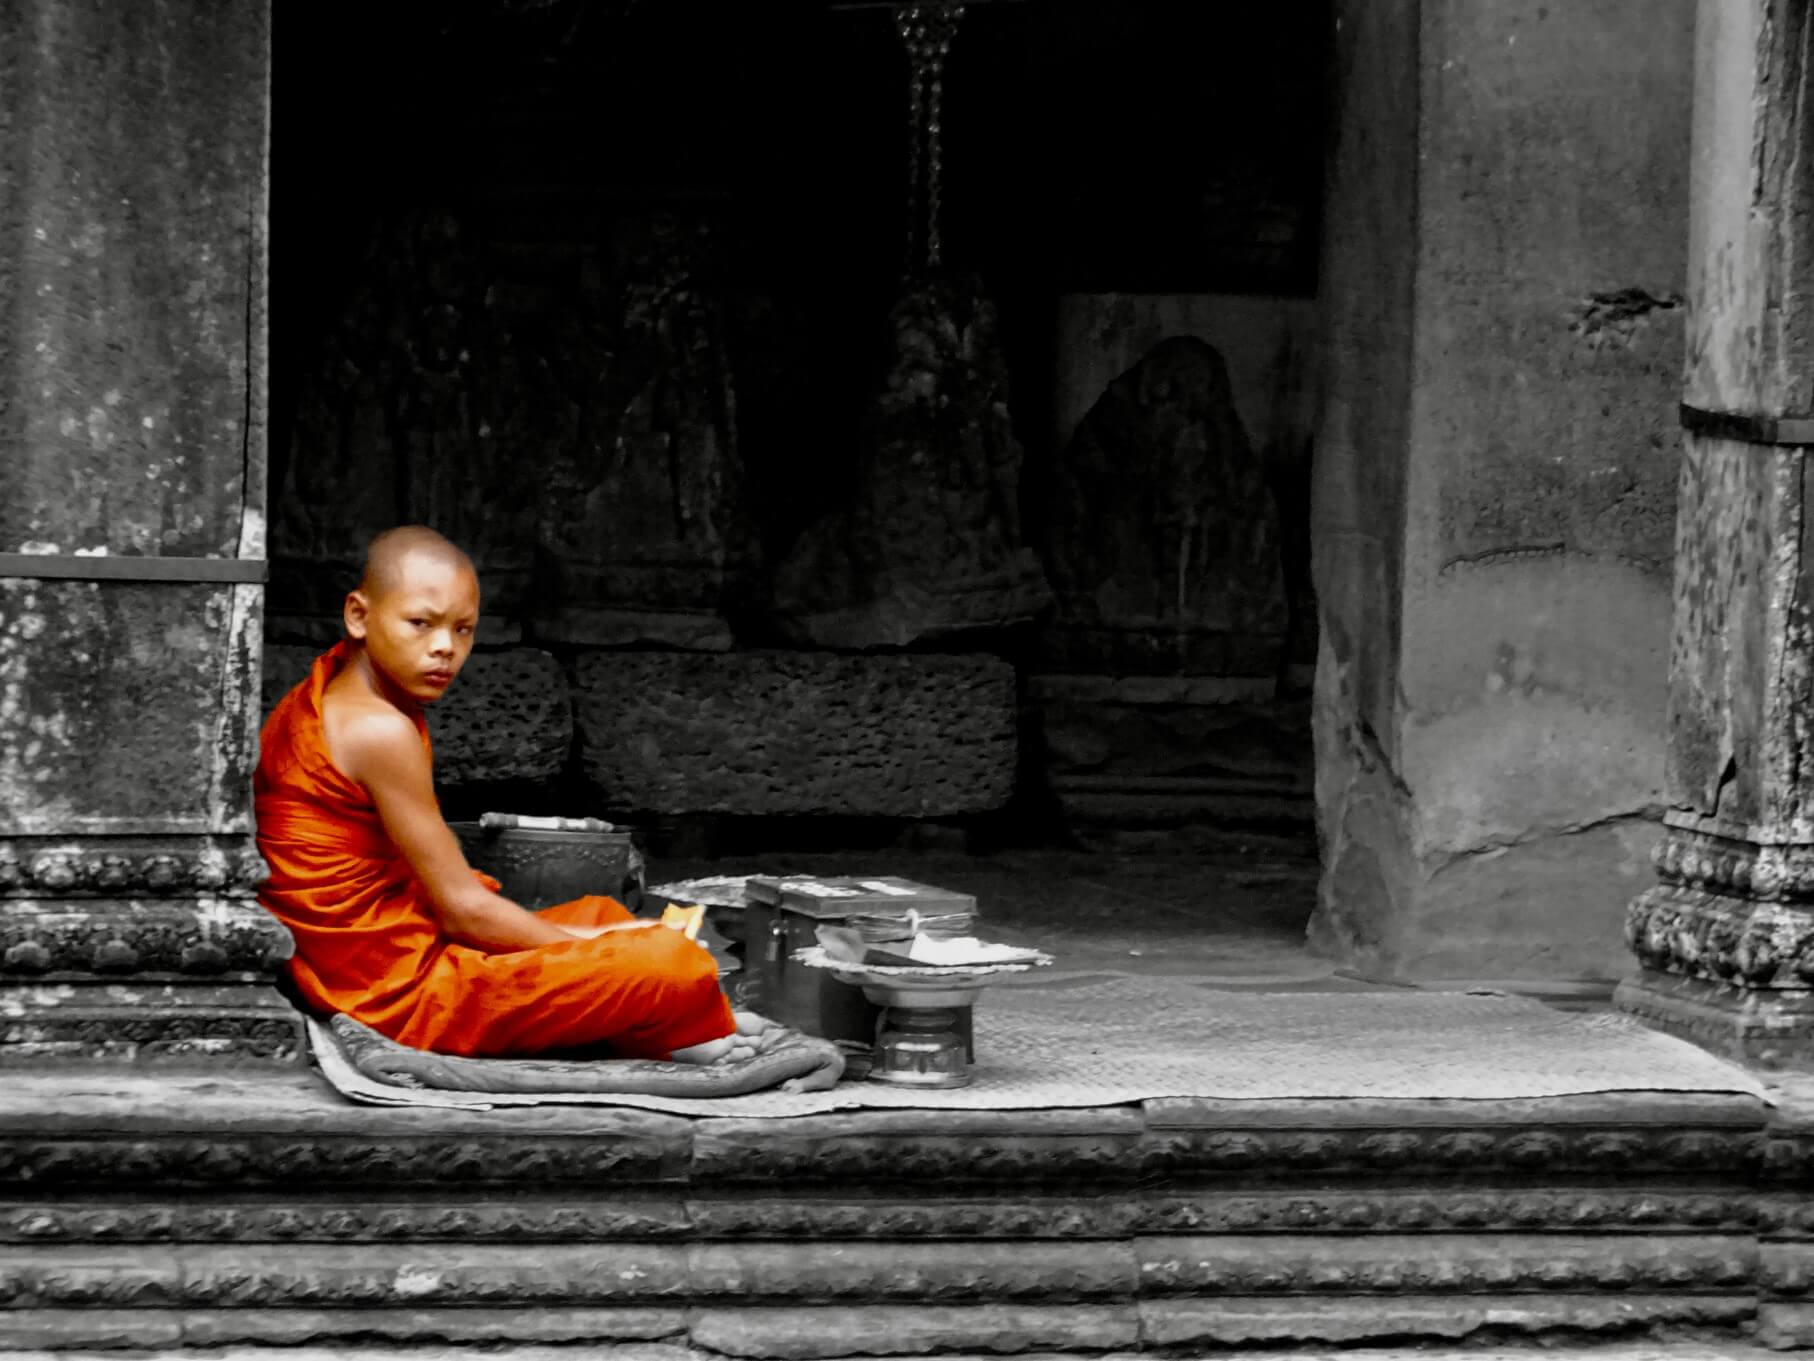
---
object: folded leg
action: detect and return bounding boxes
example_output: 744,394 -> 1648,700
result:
399,917 -> 735,1060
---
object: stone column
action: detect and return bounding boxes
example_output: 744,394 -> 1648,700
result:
0,0 -> 293,1063
1617,0 -> 1814,1064
1308,0 -> 1694,980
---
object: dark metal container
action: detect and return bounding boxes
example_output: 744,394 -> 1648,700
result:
450,820 -> 642,911
741,876 -> 978,1053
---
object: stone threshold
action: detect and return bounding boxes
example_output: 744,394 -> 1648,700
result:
5,1069 -> 1813,1353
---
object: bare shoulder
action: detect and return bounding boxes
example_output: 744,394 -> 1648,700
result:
322,686 -> 426,787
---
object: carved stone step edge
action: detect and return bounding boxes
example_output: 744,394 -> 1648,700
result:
0,1294 -> 1757,1354
0,838 -> 266,900
0,902 -> 289,979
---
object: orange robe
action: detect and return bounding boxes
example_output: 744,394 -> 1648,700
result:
254,641 -> 734,1060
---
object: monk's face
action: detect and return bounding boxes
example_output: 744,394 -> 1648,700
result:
345,552 -> 480,705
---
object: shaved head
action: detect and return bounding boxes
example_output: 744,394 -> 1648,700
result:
357,526 -> 476,599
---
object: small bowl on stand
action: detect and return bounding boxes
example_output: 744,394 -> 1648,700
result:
792,946 -> 1051,1088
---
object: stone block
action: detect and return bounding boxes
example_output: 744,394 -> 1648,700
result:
1133,1231 -> 1754,1295
685,1240 -> 1137,1302
683,1193 -> 1143,1241
173,1306 -> 689,1347
2,581 -> 259,836
688,1304 -> 1139,1359
572,651 -> 1016,817
689,1109 -> 1144,1184
1136,1294 -> 1750,1348
262,644 -> 573,786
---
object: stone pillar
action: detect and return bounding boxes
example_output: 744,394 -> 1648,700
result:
1308,0 -> 1694,979
0,0 -> 293,1063
1616,0 -> 1814,1064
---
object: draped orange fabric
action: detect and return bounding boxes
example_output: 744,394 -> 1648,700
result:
254,641 -> 734,1059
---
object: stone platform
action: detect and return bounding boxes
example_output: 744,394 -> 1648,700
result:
5,1064 -> 1814,1354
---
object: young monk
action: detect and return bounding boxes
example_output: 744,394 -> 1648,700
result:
255,525 -> 762,1064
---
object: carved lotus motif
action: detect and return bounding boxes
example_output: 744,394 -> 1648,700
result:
141,855 -> 183,890
1447,1196 -> 1492,1226
3,939 -> 52,973
1501,1131 -> 1565,1167
1358,1132 -> 1423,1166
1203,1133 -> 1265,1167
1433,1131 -> 1498,1163
89,856 -> 132,890
179,942 -> 230,973
90,938 -> 139,972
28,852 -> 79,890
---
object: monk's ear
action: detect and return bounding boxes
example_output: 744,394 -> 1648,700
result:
343,589 -> 372,641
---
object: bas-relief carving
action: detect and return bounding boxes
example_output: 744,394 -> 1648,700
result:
770,281 -> 1049,649
1619,0 -> 1814,1059
534,214 -> 758,649
272,210 -> 756,647
572,651 -> 1017,817
1043,335 -> 1286,676
2,1098 -> 1787,1341
273,212 -> 537,619
0,1118 -> 1765,1190
0,839 -> 266,899
0,1237 -> 1759,1306
0,902 -> 286,978
0,1014 -> 303,1064
0,1189 -> 1762,1246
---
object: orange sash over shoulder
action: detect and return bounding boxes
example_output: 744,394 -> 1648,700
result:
254,641 -> 734,1060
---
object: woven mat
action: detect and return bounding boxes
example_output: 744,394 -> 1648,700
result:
308,977 -> 1766,1116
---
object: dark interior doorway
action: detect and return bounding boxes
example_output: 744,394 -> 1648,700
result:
267,0 -> 1331,860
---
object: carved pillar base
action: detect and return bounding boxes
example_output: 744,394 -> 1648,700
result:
1618,816 -> 1814,1069
0,841 -> 299,1067
2,978 -> 303,1066
1616,970 -> 1814,1070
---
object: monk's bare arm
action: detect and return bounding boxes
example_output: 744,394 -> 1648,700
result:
337,709 -> 580,952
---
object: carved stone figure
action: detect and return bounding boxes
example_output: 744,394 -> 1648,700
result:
1043,335 -> 1287,676
533,213 -> 759,650
771,280 -> 1050,648
272,211 -> 539,628
271,209 -> 757,650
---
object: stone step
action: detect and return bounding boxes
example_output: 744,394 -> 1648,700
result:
0,1069 -> 1806,1352
0,1346 -> 1794,1361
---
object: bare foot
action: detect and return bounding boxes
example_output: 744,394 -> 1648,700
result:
734,1010 -> 774,1037
669,1034 -> 736,1065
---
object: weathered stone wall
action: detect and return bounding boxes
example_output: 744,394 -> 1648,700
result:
574,652 -> 1017,817
263,645 -> 573,789
0,0 -> 293,1063
1308,0 -> 1692,978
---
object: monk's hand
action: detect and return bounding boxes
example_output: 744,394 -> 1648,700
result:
563,921 -> 662,941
